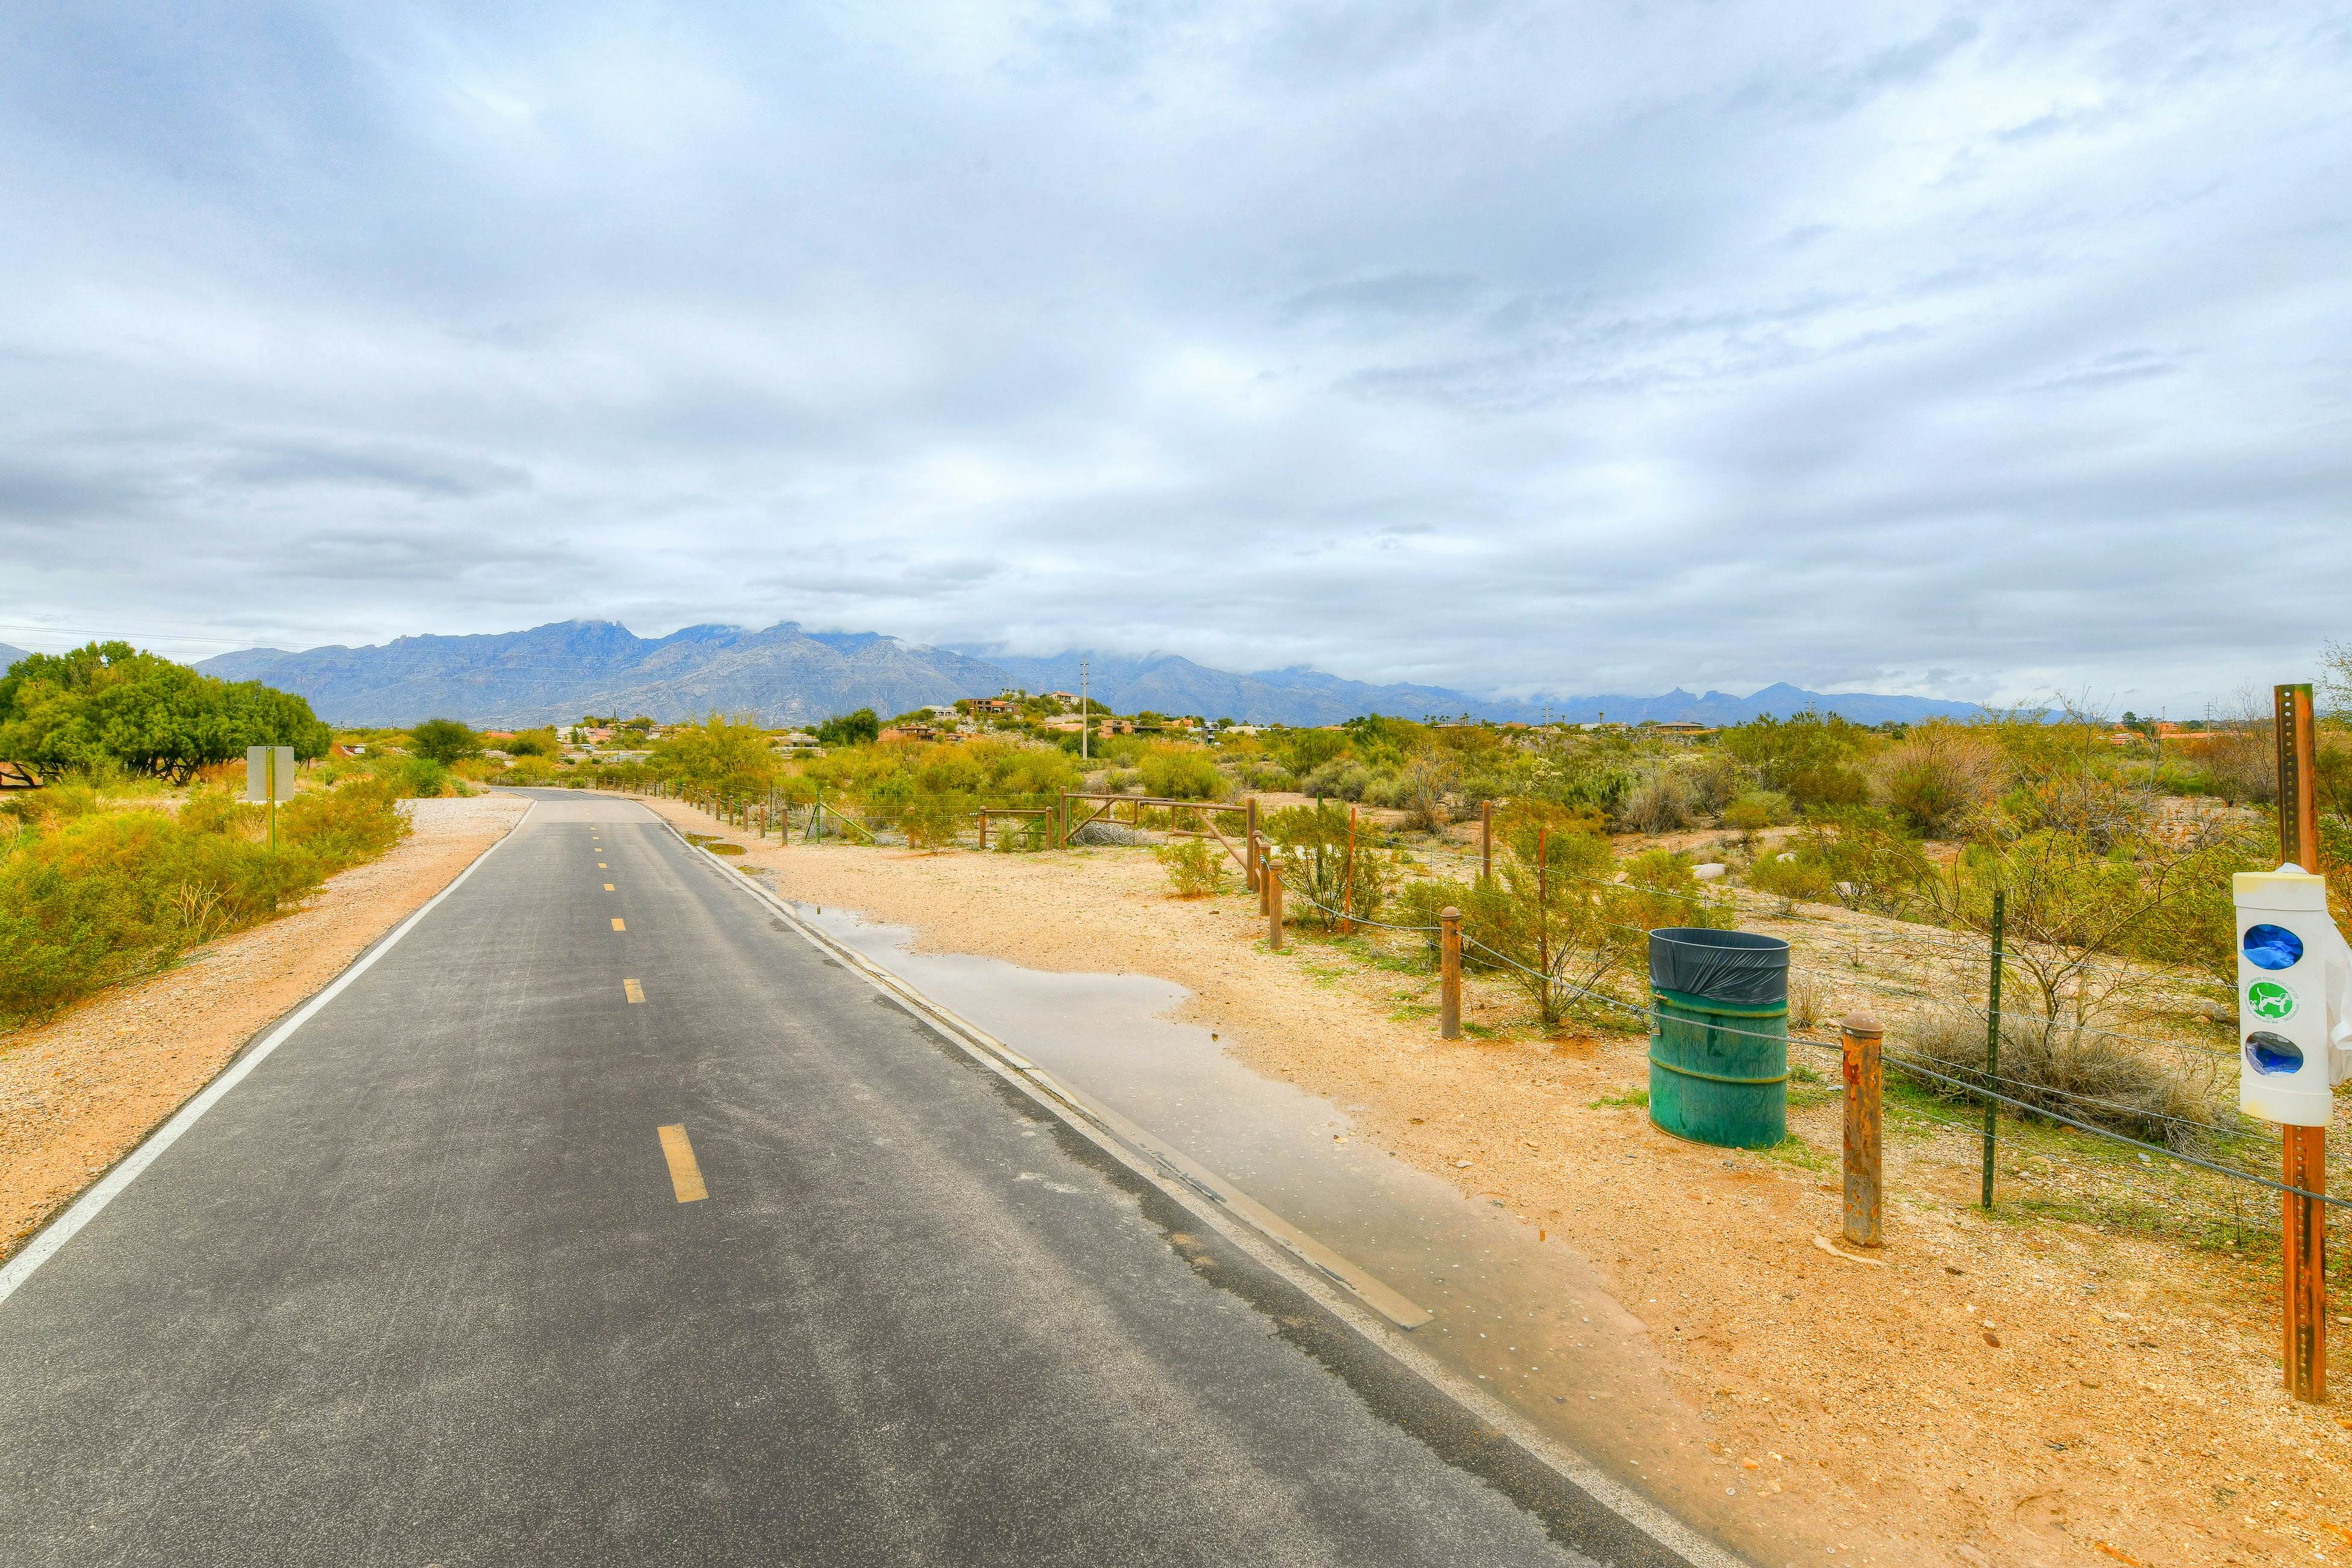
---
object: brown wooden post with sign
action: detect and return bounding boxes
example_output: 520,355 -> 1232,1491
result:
1842,1014 -> 1884,1248
2276,681 -> 2327,1403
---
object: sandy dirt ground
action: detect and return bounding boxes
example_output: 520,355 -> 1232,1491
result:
0,792 -> 530,1263
644,792 -> 2352,1568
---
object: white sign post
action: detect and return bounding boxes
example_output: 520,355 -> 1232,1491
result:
246,745 -> 295,851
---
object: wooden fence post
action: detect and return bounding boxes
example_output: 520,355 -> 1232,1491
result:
1245,798 -> 1260,894
1842,1014 -> 1884,1248
2276,680 -> 2326,1402
1481,799 -> 1494,885
1267,856 -> 1285,952
1440,907 -> 1462,1040
1057,788 -> 1068,851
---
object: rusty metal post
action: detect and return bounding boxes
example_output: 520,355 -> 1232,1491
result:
1480,799 -> 1494,884
1057,787 -> 1068,851
1440,907 -> 1462,1040
978,811 -> 989,852
1342,804 -> 1357,934
1258,847 -> 1271,916
1267,856 -> 1285,952
2287,1124 -> 2327,1402
1842,1014 -> 1884,1248
2276,681 -> 2326,1402
1244,798 -> 1260,892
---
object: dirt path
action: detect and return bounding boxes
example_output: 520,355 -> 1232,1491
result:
645,793 -> 2352,1568
0,792 -> 530,1263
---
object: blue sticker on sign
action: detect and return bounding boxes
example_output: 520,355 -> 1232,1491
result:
2243,924 -> 2304,971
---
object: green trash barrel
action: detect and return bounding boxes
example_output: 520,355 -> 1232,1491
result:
1646,928 -> 1790,1150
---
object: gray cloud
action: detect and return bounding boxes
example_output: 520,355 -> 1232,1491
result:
1,1 -> 2346,716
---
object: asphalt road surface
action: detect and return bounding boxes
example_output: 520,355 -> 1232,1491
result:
0,792 -> 1706,1567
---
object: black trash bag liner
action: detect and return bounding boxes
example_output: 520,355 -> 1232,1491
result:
1648,928 -> 1790,1006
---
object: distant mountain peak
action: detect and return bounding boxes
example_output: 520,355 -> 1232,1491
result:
188,619 -> 1990,729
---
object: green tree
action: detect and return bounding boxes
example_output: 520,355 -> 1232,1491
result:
0,641 -> 329,782
653,713 -> 776,795
816,708 -> 881,746
408,719 -> 481,765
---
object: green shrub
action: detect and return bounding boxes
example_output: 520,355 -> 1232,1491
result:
0,779 -> 408,1024
409,718 -> 480,764
1878,724 -> 2004,837
902,794 -> 960,851
1264,802 -> 1393,930
1722,789 -> 1792,833
1139,743 -> 1226,801
1618,770 -> 1695,833
1298,758 -> 1375,802
276,778 -> 407,865
1155,839 -> 1226,897
394,757 -> 453,798
1744,850 -> 1835,903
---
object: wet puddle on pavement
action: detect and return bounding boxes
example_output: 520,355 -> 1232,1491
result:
784,898 -> 1754,1542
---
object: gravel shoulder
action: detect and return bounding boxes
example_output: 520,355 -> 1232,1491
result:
0,792 -> 531,1262
645,792 -> 2352,1568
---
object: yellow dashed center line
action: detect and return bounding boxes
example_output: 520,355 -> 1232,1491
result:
604,882 -> 615,891
611,917 -> 626,931
658,1125 -> 707,1203
623,978 -> 645,1004
598,863 -> 607,869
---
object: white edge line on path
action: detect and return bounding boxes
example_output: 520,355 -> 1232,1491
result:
0,798 -> 539,1307
651,813 -> 1749,1568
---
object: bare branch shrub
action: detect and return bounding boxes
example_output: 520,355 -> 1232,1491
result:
1899,1005 -> 2229,1150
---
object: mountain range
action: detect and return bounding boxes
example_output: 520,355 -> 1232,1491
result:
182,619 -> 1989,730
0,644 -> 26,674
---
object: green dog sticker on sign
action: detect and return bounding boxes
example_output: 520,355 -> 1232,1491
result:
2247,981 -> 2297,1021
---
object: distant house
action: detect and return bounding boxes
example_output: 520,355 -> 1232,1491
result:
1653,720 -> 1712,736
1042,691 -> 1078,707
772,731 -> 821,751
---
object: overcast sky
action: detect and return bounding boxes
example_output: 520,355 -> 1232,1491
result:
2,3 -> 2346,712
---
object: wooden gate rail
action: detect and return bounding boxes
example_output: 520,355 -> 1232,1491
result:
1055,793 -> 1250,869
